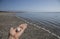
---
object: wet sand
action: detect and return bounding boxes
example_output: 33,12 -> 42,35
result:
0,13 -> 59,39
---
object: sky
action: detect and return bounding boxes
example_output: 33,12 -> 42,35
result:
0,0 -> 60,12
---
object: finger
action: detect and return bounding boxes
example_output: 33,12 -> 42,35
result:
10,27 -> 14,35
22,24 -> 27,30
19,24 -> 27,29
15,28 -> 25,37
10,27 -> 14,32
14,24 -> 27,38
16,24 -> 27,37
10,27 -> 17,36
10,27 -> 17,33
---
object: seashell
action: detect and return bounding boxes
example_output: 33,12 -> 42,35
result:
16,27 -> 21,32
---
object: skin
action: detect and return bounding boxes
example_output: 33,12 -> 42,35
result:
9,24 -> 27,39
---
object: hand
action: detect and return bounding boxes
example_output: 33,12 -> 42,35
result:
9,24 -> 27,39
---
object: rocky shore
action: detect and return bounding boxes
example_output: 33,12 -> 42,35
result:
0,14 -> 59,39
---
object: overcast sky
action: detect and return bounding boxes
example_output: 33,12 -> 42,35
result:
0,0 -> 60,12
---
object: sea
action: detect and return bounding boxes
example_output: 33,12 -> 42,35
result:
15,12 -> 60,37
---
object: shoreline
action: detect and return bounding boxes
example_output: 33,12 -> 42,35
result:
0,13 -> 59,39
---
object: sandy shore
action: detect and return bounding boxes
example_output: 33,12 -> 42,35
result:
0,13 -> 59,39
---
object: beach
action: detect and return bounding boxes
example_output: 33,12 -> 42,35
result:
0,12 -> 59,39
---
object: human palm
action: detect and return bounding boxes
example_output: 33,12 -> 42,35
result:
9,24 -> 27,39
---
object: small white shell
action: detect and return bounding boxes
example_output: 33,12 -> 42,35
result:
16,27 -> 21,32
